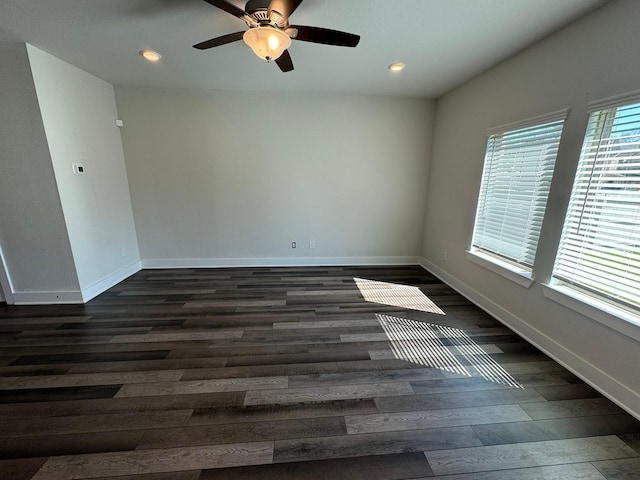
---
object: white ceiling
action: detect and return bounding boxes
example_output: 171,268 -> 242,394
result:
0,0 -> 608,98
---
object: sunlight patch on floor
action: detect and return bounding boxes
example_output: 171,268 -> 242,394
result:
377,314 -> 523,389
354,277 -> 445,315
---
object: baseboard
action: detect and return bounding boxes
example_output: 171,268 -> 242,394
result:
141,256 -> 421,269
418,257 -> 640,420
13,290 -> 85,305
11,261 -> 142,305
81,261 -> 142,302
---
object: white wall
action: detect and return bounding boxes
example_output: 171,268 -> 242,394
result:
422,0 -> 640,416
27,46 -> 141,301
0,43 -> 80,302
116,88 -> 434,267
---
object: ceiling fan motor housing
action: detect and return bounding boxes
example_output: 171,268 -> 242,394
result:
245,0 -> 287,27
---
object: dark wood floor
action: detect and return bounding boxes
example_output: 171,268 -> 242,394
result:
0,265 -> 638,480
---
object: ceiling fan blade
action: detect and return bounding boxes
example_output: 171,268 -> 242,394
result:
288,25 -> 360,47
275,49 -> 294,72
193,31 -> 245,50
268,0 -> 303,20
202,0 -> 249,19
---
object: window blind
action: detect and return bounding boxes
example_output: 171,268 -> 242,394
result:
472,117 -> 565,269
553,101 -> 640,310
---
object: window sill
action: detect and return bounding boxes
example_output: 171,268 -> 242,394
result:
542,283 -> 640,342
466,250 -> 533,288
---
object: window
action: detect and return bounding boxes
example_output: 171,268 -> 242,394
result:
471,112 -> 566,278
552,98 -> 640,314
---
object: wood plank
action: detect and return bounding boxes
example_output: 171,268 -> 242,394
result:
137,416 -> 346,449
619,432 -> 640,455
199,344 -> 308,358
285,289 -> 363,297
0,356 -> 17,366
184,300 -> 286,308
104,392 -> 247,414
244,381 -> 414,406
9,350 -> 169,366
375,388 -> 545,413
0,365 -> 72,377
116,376 -> 289,398
368,343 -> 504,358
67,357 -> 227,374
533,383 -> 601,401
409,373 -> 570,395
345,404 -> 531,434
309,341 -> 392,353
55,319 -> 186,330
224,350 -> 372,368
288,367 -> 444,388
31,442 -> 274,480
472,414 -> 640,445
0,410 -> 193,437
87,473 -> 200,480
109,331 -> 243,343
424,463 -> 607,479
180,358 -> 420,382
0,430 -> 144,460
226,332 -> 342,346
273,319 -> 380,329
119,289 -> 217,296
0,370 -> 184,389
189,399 -> 377,426
425,435 -> 638,476
273,426 -> 482,462
592,457 -> 640,479
0,385 -> 121,404
0,392 -> 245,419
0,316 -> 90,325
200,452 -> 432,479
0,457 -> 48,480
520,398 -> 626,420
16,327 -> 152,337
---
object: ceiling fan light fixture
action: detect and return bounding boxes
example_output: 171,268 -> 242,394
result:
243,26 -> 291,62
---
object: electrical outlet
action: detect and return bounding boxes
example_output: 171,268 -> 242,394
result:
291,242 -> 297,249
444,251 -> 448,261
309,241 -> 316,249
121,247 -> 127,257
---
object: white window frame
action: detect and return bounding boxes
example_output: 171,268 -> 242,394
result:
469,110 -> 568,287
546,91 -> 640,340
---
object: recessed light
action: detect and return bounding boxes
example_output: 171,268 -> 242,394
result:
140,50 -> 162,62
388,62 -> 406,72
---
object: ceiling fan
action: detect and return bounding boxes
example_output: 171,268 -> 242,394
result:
193,0 -> 361,72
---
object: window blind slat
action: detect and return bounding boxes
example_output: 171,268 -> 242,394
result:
472,118 -> 564,269
552,100 -> 640,311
